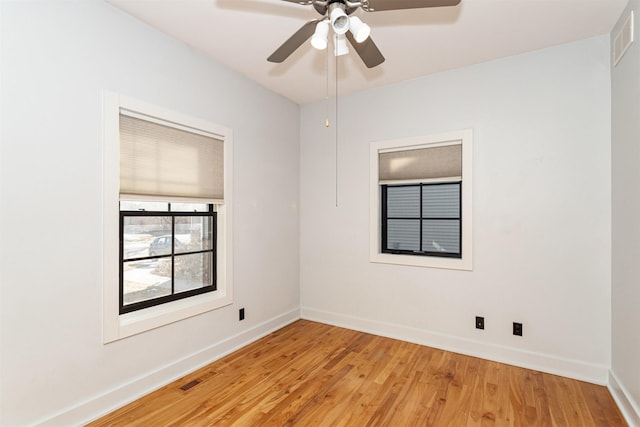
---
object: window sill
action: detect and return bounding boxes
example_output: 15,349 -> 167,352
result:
104,289 -> 232,343
370,252 -> 472,271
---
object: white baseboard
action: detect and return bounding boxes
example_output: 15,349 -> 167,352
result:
34,306 -> 621,426
36,308 -> 300,427
301,306 -> 609,385
609,370 -> 640,427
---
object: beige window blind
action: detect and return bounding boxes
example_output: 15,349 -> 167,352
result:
379,144 -> 461,182
119,113 -> 224,201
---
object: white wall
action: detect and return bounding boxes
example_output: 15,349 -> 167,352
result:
0,1 -> 300,425
300,36 -> 612,383
611,2 -> 640,425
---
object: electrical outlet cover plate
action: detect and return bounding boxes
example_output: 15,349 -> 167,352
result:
513,322 -> 523,336
475,316 -> 484,330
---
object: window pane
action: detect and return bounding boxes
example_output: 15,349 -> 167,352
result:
422,220 -> 460,254
122,259 -> 171,306
174,216 -> 214,253
120,201 -> 169,212
387,219 -> 420,251
123,216 -> 171,260
175,252 -> 213,293
387,186 -> 420,217
422,184 -> 460,218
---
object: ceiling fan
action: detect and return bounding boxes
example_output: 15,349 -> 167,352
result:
268,0 -> 462,68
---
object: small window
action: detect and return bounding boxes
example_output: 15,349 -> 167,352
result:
369,130 -> 472,270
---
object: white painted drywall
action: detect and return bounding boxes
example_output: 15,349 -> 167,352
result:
300,36 -> 612,382
611,1 -> 640,424
0,1 -> 300,425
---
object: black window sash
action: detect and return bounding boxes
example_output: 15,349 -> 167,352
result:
119,205 -> 216,314
381,182 -> 462,259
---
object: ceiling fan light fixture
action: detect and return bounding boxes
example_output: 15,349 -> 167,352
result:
334,33 -> 349,56
330,7 -> 350,35
349,16 -> 370,43
311,20 -> 329,50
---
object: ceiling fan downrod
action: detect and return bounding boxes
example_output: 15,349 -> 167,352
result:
309,0 -> 369,11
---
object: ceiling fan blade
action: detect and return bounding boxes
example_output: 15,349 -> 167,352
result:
345,32 -> 385,68
362,0 -> 461,12
268,20 -> 320,63
279,0 -> 329,15
279,0 -> 327,15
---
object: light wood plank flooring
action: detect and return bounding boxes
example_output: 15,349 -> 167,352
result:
89,320 -> 625,426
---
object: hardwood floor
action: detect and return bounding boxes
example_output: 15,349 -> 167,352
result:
89,320 -> 626,426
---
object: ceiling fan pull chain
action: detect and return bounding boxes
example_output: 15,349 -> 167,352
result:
325,46 -> 330,127
335,52 -> 339,207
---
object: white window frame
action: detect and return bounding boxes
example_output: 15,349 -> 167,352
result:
102,91 -> 233,343
369,129 -> 473,270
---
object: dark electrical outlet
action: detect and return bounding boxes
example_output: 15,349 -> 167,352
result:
239,308 -> 245,321
475,316 -> 485,330
513,322 -> 523,336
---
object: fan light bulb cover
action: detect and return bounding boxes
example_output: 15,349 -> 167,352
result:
330,8 -> 350,35
349,16 -> 370,43
334,34 -> 349,56
311,21 -> 329,50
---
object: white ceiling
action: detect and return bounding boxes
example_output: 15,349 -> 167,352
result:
106,0 -> 628,105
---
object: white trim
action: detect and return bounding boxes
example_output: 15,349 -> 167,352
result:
301,306 -> 610,385
119,108 -> 225,140
377,138 -> 462,153
609,370 -> 640,427
369,129 -> 473,271
34,309 -> 300,427
118,194 -> 225,205
379,176 -> 462,186
117,96 -> 228,139
102,90 -> 234,343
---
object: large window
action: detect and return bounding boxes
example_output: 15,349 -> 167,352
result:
103,91 -> 233,343
370,130 -> 472,270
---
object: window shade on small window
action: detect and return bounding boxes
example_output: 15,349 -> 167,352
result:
119,114 -> 224,201
379,144 -> 462,182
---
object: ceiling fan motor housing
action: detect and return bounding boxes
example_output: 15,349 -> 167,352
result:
324,0 -> 357,15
